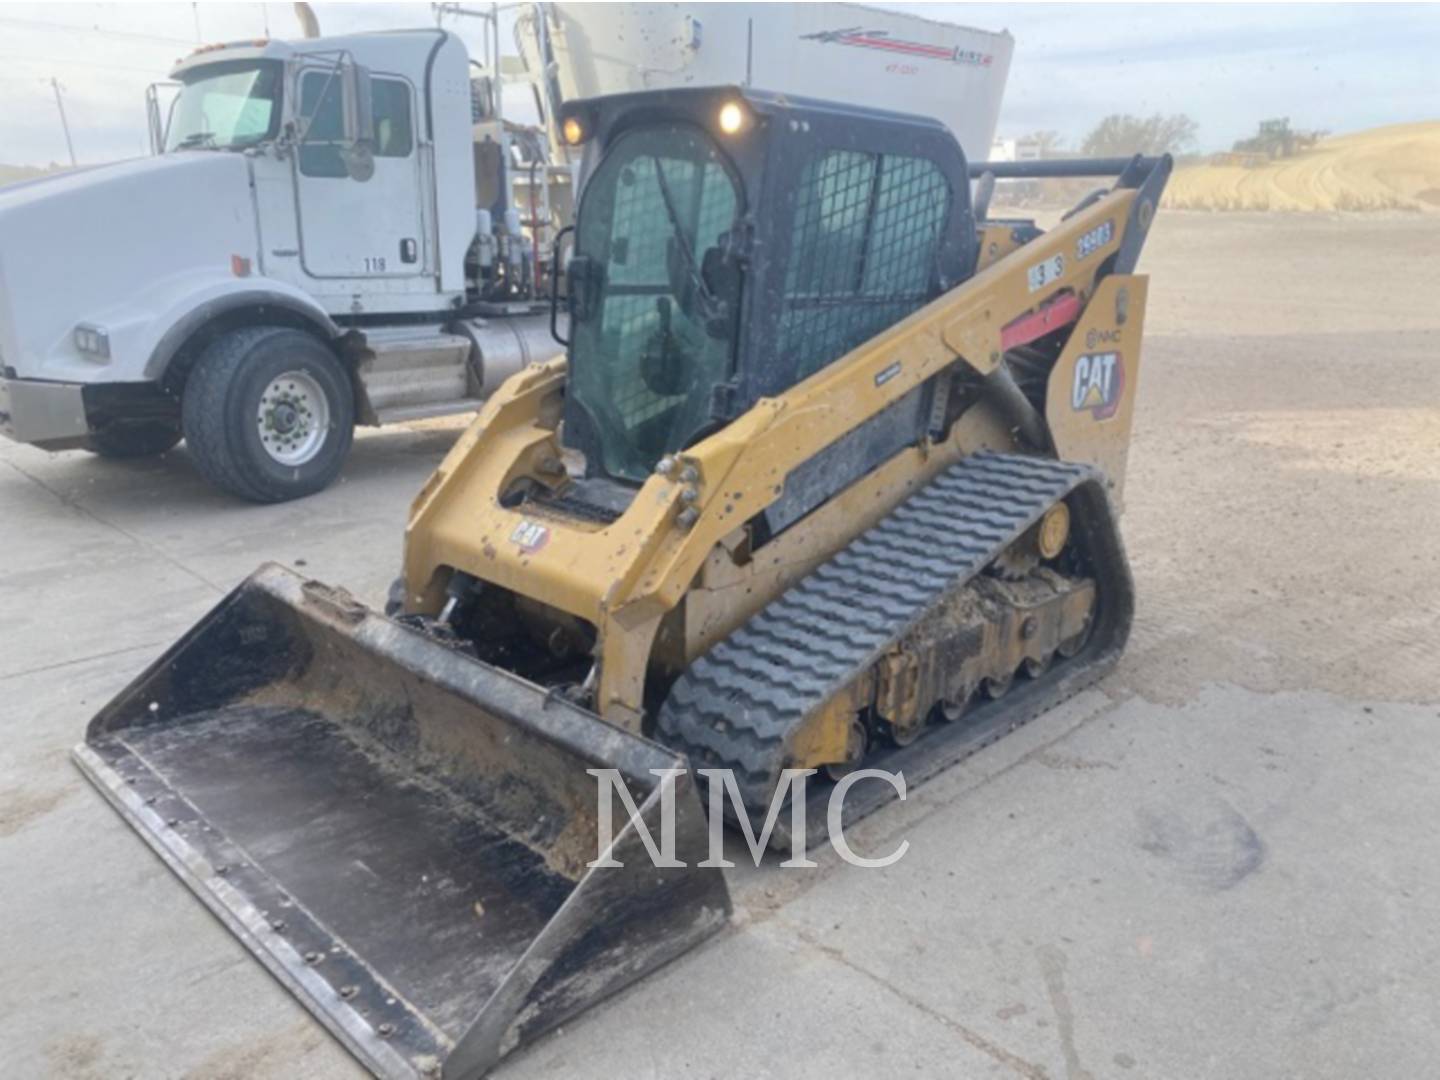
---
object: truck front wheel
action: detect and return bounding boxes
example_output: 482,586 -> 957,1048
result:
182,326 -> 355,503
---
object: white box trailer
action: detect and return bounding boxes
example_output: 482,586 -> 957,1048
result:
519,2 -> 1013,164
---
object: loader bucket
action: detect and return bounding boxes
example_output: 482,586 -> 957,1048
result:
73,564 -> 730,1079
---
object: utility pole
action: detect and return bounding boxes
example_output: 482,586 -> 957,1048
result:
50,78 -> 77,168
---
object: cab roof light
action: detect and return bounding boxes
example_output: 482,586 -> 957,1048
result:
561,116 -> 588,146
717,100 -> 748,135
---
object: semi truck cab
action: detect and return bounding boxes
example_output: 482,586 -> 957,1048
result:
0,29 -> 560,501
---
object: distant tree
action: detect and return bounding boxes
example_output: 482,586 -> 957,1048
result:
1080,113 -> 1199,157
1022,130 -> 1065,157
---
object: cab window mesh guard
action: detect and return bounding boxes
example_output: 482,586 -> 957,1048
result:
780,150 -> 950,379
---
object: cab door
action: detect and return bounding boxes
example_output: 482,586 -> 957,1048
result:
293,68 -> 428,283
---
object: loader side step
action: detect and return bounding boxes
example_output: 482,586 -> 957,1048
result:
374,397 -> 485,424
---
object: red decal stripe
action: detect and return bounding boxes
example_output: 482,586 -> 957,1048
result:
1000,292 -> 1083,353
838,33 -> 956,60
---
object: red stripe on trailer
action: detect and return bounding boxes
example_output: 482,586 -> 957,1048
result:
1000,292 -> 1083,352
839,34 -> 956,60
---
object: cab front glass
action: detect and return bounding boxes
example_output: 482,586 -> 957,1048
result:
568,123 -> 742,482
166,59 -> 283,152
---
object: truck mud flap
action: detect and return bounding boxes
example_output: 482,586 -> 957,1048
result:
73,564 -> 731,1079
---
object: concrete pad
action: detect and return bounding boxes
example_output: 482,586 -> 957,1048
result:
765,685 -> 1440,1080
1,423 -> 464,606
499,916 -> 1025,1080
0,775 -> 363,1080
0,650 -> 363,1080
2,211 -> 1439,1080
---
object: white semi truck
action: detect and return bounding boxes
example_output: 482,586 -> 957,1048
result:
0,5 -> 1011,502
0,29 -> 560,502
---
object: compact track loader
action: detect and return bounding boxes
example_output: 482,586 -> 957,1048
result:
76,87 -> 1169,1078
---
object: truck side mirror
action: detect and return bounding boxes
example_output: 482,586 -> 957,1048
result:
145,81 -> 179,155
340,59 -> 376,182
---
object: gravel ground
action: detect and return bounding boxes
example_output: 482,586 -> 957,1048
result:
2,210 -> 1437,1079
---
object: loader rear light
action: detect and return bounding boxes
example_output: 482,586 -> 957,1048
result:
73,324 -> 110,359
231,254 -> 252,278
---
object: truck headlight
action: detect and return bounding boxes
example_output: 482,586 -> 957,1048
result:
74,323 -> 111,359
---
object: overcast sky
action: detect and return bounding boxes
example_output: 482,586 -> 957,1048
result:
0,2 -> 1433,167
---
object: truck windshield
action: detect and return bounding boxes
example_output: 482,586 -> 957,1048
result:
166,59 -> 282,152
569,124 -> 741,482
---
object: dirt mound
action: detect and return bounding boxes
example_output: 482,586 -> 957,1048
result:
1163,121 -> 1440,211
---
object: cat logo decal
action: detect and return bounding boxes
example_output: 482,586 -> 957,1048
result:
1071,352 -> 1123,420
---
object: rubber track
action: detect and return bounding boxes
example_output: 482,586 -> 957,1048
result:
656,452 -> 1099,816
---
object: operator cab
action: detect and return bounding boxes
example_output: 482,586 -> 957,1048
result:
557,86 -> 977,485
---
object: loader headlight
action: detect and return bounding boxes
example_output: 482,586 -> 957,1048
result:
717,100 -> 748,135
73,323 -> 111,359
561,116 -> 588,146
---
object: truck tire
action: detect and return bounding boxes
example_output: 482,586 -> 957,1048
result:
84,420 -> 182,459
182,326 -> 355,503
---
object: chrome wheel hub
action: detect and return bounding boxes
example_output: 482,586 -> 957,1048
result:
257,371 -> 329,466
